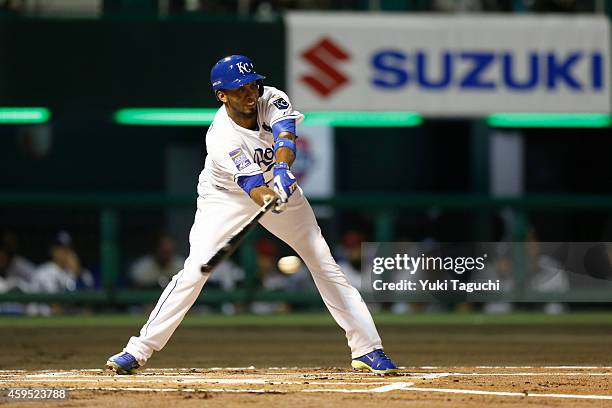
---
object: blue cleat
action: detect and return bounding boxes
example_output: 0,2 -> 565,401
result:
105,352 -> 140,375
351,349 -> 398,375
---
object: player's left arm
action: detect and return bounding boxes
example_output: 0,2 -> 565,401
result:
265,90 -> 303,206
274,131 -> 296,167
271,122 -> 298,206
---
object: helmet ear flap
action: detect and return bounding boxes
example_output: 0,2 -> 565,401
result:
257,80 -> 264,97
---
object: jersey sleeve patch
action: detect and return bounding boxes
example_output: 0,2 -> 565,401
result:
228,148 -> 251,171
272,97 -> 289,110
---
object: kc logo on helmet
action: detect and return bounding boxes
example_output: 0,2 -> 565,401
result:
236,61 -> 254,74
300,37 -> 351,97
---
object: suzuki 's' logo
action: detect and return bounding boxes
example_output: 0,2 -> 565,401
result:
301,38 -> 350,97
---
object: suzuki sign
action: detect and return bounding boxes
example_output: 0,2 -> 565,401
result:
286,13 -> 610,116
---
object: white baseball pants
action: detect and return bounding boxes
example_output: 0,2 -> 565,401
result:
123,185 -> 383,364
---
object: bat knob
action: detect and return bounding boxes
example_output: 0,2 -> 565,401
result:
263,194 -> 275,205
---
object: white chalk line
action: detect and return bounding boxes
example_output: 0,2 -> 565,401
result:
403,387 -> 612,400
1,366 -> 610,377
60,383 -> 612,400
68,382 -> 416,395
4,365 -> 609,373
0,372 -> 441,380
2,371 -> 611,381
0,378 -> 405,386
2,371 -> 611,383
282,372 -> 612,378
4,369 -> 612,400
434,372 -> 612,377
304,382 -> 414,393
473,366 -> 612,369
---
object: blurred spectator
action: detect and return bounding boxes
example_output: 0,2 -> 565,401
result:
434,0 -> 513,12
205,259 -> 245,315
336,230 -> 389,313
279,255 -> 315,292
250,238 -> 289,314
482,244 -> 515,314
481,226 -> 571,314
0,232 -> 36,315
336,230 -> 365,290
255,238 -> 285,290
129,233 -> 186,289
254,238 -> 315,292
17,125 -> 53,160
0,0 -> 26,12
0,231 -> 36,293
27,231 -> 95,315
527,226 -> 569,314
206,259 -> 245,292
33,231 -> 95,293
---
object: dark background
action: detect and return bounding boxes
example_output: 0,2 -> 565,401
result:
0,12 -> 610,272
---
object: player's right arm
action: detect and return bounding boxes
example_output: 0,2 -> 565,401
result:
208,142 -> 282,210
239,175 -> 284,211
249,186 -> 278,206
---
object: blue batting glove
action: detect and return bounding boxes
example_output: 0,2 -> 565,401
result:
273,162 -> 297,207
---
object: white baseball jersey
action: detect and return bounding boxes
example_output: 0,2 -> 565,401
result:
198,86 -> 304,195
121,85 -> 384,367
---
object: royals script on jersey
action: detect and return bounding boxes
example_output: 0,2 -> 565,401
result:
198,86 -> 304,196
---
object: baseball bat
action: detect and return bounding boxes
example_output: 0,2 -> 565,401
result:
200,196 -> 277,274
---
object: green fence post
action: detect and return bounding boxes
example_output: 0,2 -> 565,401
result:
100,208 -> 119,304
512,209 -> 528,299
512,0 -> 527,12
374,212 -> 395,242
472,119 -> 490,240
241,227 -> 260,303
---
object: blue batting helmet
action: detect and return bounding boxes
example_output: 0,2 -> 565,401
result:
210,55 -> 266,92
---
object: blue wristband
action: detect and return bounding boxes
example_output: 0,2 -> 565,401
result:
236,173 -> 265,195
274,138 -> 296,156
272,119 -> 296,141
274,161 -> 289,171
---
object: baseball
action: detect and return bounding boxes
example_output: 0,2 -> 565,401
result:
277,255 -> 302,274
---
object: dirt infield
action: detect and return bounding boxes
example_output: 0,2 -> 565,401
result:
2,366 -> 612,407
2,316 -> 612,406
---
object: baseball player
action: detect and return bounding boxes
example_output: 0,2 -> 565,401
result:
106,55 -> 397,375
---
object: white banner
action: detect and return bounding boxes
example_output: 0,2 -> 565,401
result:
287,13 -> 611,116
293,125 -> 334,198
